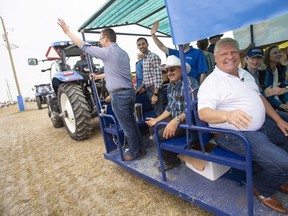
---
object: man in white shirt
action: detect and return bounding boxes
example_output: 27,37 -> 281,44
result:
198,38 -> 288,214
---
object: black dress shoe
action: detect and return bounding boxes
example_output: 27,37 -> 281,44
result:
253,187 -> 288,214
158,160 -> 181,172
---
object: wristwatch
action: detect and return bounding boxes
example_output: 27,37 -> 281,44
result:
175,116 -> 181,123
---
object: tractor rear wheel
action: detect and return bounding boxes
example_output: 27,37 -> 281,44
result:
58,83 -> 92,140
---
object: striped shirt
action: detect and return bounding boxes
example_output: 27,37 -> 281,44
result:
142,50 -> 162,89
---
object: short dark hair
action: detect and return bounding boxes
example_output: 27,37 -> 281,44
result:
197,38 -> 209,50
137,37 -> 148,44
101,28 -> 116,42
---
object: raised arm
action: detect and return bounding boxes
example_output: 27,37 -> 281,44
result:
151,21 -> 169,55
57,18 -> 83,47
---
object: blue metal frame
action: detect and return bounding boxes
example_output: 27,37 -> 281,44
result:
78,15 -> 288,216
154,120 -> 254,215
81,54 -> 284,214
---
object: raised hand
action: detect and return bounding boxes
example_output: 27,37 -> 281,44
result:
57,18 -> 70,34
151,21 -> 159,35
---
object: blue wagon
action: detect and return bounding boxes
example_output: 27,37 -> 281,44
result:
79,1 -> 288,215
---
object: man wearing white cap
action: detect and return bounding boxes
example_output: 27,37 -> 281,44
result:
146,55 -> 199,171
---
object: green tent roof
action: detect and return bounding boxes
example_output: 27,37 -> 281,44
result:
78,0 -> 171,37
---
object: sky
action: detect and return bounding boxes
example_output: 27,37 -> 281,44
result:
0,0 -> 233,103
0,0 -> 177,103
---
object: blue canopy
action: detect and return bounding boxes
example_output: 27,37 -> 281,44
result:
164,0 -> 288,45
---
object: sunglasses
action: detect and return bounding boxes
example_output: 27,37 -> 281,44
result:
166,67 -> 180,73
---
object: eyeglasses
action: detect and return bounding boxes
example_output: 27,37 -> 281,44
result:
99,36 -> 105,41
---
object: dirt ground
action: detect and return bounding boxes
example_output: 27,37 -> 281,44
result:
0,102 -> 211,216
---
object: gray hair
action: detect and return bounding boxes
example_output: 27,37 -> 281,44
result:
214,38 -> 240,54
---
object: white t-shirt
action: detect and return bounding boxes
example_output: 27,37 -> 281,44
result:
198,66 -> 265,131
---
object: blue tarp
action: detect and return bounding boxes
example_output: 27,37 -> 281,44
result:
164,0 -> 288,45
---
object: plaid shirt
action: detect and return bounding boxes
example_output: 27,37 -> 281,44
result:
142,50 -> 162,89
166,77 -> 199,118
205,52 -> 215,76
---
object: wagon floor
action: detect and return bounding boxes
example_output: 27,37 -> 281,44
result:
104,137 -> 288,216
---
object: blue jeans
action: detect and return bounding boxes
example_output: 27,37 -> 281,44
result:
277,110 -> 288,122
146,86 -> 165,116
110,89 -> 143,158
214,117 -> 288,197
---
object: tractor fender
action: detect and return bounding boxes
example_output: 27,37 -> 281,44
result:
52,70 -> 84,82
51,70 -> 85,93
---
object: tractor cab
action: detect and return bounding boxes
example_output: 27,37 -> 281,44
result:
28,40 -> 103,73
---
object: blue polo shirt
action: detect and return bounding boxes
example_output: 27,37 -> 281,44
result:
168,46 -> 207,82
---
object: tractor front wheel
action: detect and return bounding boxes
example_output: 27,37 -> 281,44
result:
58,83 -> 92,140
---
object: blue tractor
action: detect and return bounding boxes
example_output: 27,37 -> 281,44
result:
28,41 -> 107,140
33,83 -> 53,110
